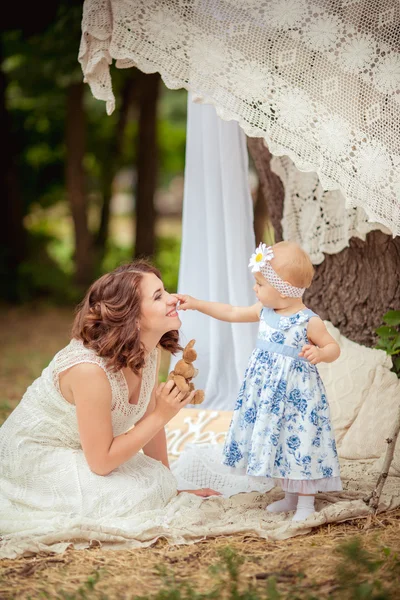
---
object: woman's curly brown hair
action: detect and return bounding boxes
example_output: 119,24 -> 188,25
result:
72,261 -> 182,374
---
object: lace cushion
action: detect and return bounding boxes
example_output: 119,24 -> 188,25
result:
339,366 -> 400,461
317,322 -> 392,444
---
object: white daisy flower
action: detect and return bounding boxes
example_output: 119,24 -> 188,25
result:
248,243 -> 274,272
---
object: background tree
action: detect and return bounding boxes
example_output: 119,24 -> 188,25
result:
1,1 -> 187,302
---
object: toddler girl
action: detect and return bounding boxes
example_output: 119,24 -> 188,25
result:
176,241 -> 342,521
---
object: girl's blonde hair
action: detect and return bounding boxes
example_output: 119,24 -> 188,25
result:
272,241 -> 315,289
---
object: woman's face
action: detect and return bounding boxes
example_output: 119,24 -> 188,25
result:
139,272 -> 181,335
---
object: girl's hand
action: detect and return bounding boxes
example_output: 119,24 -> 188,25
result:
173,294 -> 198,311
177,488 -> 222,497
154,379 -> 195,423
299,344 -> 322,364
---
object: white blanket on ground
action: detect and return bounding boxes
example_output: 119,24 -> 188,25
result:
1,325 -> 398,559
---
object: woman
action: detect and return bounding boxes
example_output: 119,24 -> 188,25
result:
0,262 -> 217,557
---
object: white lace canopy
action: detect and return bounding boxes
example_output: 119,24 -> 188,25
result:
79,0 -> 400,236
271,155 -> 390,264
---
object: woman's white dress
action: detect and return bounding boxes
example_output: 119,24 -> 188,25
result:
0,340 -> 274,559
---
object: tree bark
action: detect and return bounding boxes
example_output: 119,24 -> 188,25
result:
0,44 -> 26,300
304,232 -> 400,346
96,74 -> 138,254
253,183 -> 269,247
248,136 -> 400,347
134,72 -> 160,259
65,82 -> 93,287
247,137 -> 284,243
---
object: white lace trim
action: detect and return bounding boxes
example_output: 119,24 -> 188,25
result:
79,0 -> 400,235
53,339 -> 158,435
271,155 -> 390,264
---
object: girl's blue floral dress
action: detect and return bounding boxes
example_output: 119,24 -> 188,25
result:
222,307 -> 342,494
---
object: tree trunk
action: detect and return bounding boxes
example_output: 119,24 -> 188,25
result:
304,232 -> 400,346
134,72 -> 160,259
0,45 -> 26,301
248,136 -> 400,347
96,74 -> 138,255
247,137 -> 284,243
65,82 -> 93,287
253,184 -> 269,246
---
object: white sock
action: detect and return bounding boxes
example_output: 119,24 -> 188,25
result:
266,492 -> 298,513
292,495 -> 315,521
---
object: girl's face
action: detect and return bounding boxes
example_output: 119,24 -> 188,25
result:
253,272 -> 282,307
139,272 -> 181,335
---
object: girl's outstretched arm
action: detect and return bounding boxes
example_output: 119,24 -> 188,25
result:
299,318 -> 340,364
175,294 -> 262,323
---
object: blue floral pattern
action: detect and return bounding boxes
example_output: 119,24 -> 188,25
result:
222,307 -> 341,483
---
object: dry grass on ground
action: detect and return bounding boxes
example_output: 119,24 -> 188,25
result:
1,511 -> 399,599
1,306 -> 399,599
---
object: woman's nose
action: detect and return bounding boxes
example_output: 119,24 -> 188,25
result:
166,294 -> 176,306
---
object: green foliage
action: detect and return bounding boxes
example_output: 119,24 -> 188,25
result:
100,235 -> 181,294
39,570 -> 106,600
154,236 -> 182,293
133,542 -> 400,600
0,401 -> 12,424
375,310 -> 400,377
14,229 -> 80,304
2,4 -> 188,303
334,537 -> 400,600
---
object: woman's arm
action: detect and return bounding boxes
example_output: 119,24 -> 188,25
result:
299,318 -> 340,364
69,363 -> 193,476
176,294 -> 261,323
140,350 -> 170,468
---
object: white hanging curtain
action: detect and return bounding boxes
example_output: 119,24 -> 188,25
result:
80,0 -> 400,236
170,94 -> 258,410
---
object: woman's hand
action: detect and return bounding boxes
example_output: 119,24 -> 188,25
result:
177,488 -> 222,497
154,379 -> 195,423
173,294 -> 198,311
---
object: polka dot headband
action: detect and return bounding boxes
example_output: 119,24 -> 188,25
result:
248,243 -> 305,298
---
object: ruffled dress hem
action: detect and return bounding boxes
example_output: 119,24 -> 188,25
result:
228,466 -> 342,493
